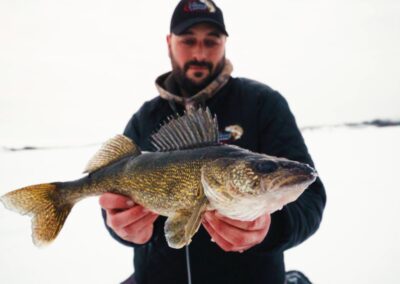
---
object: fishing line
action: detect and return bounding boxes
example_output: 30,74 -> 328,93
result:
185,245 -> 193,284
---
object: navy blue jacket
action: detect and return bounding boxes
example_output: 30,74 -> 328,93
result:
103,77 -> 326,284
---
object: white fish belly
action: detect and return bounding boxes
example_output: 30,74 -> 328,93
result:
202,178 -> 309,221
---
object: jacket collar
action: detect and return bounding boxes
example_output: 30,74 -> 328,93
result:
155,59 -> 233,111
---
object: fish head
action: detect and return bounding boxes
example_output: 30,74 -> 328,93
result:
249,156 -> 318,193
202,154 -> 318,220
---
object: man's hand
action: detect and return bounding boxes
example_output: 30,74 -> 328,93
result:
99,193 -> 158,244
202,211 -> 271,252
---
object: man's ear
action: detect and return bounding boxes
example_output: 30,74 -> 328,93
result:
166,34 -> 172,57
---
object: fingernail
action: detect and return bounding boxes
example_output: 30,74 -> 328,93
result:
239,250 -> 244,253
126,200 -> 134,207
211,238 -> 215,243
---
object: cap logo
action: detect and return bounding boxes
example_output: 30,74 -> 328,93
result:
184,0 -> 216,13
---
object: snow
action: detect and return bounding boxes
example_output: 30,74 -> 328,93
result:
285,126 -> 400,283
0,147 -> 132,283
1,126 -> 399,283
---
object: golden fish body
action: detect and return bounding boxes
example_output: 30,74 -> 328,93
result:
75,145 -> 241,214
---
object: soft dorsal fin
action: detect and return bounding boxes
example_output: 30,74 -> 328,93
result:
84,134 -> 141,173
150,107 -> 219,152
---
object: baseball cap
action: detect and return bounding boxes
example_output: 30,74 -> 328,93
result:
170,0 -> 228,36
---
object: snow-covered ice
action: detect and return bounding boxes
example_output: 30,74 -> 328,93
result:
285,126 -> 400,283
0,125 -> 399,283
0,146 -> 132,283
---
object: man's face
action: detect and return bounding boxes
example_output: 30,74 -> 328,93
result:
167,23 -> 227,93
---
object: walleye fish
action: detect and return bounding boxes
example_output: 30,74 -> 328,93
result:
0,108 -> 317,249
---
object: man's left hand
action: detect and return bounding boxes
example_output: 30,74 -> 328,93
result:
202,211 -> 271,252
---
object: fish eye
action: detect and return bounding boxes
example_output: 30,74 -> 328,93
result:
253,161 -> 278,174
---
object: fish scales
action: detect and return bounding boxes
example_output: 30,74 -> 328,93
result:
75,145 -> 242,214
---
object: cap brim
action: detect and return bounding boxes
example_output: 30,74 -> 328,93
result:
171,18 -> 228,36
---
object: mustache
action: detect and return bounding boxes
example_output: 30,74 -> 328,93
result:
184,61 -> 213,72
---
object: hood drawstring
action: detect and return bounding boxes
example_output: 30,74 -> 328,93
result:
186,245 -> 192,284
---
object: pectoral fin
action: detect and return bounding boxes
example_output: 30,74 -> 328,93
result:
164,198 -> 208,249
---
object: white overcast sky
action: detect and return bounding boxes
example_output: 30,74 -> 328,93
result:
0,0 -> 399,145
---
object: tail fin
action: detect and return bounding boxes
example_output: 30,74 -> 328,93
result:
0,183 -> 72,247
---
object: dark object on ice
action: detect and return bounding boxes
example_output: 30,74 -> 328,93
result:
345,119 -> 400,128
285,270 -> 312,284
359,119 -> 400,128
302,118 -> 400,131
4,146 -> 37,152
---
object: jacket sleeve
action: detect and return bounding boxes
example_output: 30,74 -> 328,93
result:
254,91 -> 326,253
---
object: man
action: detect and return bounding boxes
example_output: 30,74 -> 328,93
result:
100,1 -> 326,283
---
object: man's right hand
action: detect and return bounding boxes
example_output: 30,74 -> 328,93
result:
99,193 -> 159,244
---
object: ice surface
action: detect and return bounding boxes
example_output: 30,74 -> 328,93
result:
0,147 -> 133,284
285,126 -> 400,283
1,126 -> 399,283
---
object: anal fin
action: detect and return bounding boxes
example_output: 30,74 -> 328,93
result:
164,197 -> 208,249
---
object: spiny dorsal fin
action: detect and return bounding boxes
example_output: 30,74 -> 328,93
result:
150,107 -> 219,152
84,134 -> 140,173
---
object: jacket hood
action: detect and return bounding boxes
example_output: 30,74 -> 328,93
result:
155,59 -> 233,111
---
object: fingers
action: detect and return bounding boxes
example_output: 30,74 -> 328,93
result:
202,219 -> 251,252
123,224 -> 154,244
118,213 -> 159,238
99,193 -> 159,244
116,212 -> 159,244
204,214 -> 259,248
212,211 -> 270,231
202,211 -> 270,252
106,205 -> 154,229
99,192 -> 134,212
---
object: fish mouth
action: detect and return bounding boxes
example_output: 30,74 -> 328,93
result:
262,167 -> 318,193
258,170 -> 318,213
282,172 -> 317,187
281,163 -> 317,186
280,172 -> 317,189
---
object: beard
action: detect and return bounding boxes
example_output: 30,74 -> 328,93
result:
170,54 -> 225,95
